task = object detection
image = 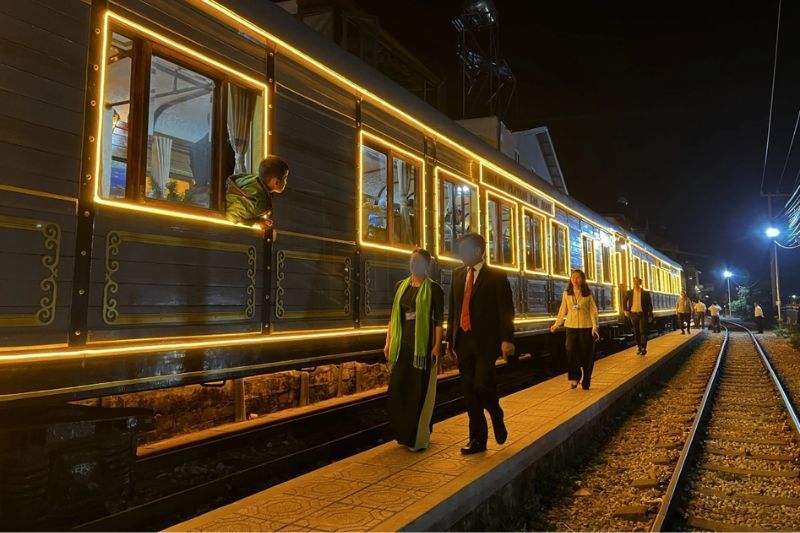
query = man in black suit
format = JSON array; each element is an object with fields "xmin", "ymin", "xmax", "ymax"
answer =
[
  {"xmin": 623, "ymin": 276, "xmax": 654, "ymax": 355},
  {"xmin": 446, "ymin": 233, "xmax": 516, "ymax": 455}
]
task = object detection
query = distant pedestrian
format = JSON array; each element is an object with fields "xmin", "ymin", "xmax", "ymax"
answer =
[
  {"xmin": 675, "ymin": 291, "xmax": 693, "ymax": 334},
  {"xmin": 624, "ymin": 276, "xmax": 654, "ymax": 355},
  {"xmin": 709, "ymin": 302, "xmax": 722, "ymax": 332},
  {"xmin": 754, "ymin": 302, "xmax": 764, "ymax": 334},
  {"xmin": 383, "ymin": 249, "xmax": 444, "ymax": 451},
  {"xmin": 550, "ymin": 269, "xmax": 600, "ymax": 390},
  {"xmin": 446, "ymin": 233, "xmax": 515, "ymax": 455},
  {"xmin": 694, "ymin": 299, "xmax": 707, "ymax": 330}
]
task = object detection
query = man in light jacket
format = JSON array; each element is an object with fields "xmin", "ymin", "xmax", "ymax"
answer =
[
  {"xmin": 675, "ymin": 291, "xmax": 693, "ymax": 334},
  {"xmin": 693, "ymin": 299, "xmax": 707, "ymax": 330}
]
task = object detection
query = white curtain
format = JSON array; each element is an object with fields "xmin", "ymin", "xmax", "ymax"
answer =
[
  {"xmin": 227, "ymin": 85, "xmax": 256, "ymax": 174},
  {"xmin": 398, "ymin": 164, "xmax": 413, "ymax": 242},
  {"xmin": 151, "ymin": 135, "xmax": 172, "ymax": 195}
]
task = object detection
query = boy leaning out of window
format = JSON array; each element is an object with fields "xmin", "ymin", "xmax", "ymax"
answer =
[{"xmin": 225, "ymin": 155, "xmax": 289, "ymax": 229}]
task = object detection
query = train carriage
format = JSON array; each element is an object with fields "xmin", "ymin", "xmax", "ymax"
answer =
[{"xmin": 0, "ymin": 0, "xmax": 682, "ymax": 406}]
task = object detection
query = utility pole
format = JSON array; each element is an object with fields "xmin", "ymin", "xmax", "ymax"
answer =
[{"xmin": 767, "ymin": 194, "xmax": 783, "ymax": 324}]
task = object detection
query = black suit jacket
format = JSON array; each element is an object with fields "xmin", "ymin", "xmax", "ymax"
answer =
[
  {"xmin": 447, "ymin": 264, "xmax": 515, "ymax": 357},
  {"xmin": 624, "ymin": 289, "xmax": 654, "ymax": 317}
]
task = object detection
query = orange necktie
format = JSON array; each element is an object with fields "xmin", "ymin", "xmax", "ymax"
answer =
[{"xmin": 460, "ymin": 267, "xmax": 474, "ymax": 331}]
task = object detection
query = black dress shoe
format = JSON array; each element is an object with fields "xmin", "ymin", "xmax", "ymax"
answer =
[
  {"xmin": 460, "ymin": 440, "xmax": 487, "ymax": 455},
  {"xmin": 494, "ymin": 421, "xmax": 508, "ymax": 445}
]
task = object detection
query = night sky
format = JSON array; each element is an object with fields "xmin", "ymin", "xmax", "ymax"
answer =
[{"xmin": 357, "ymin": 0, "xmax": 800, "ymax": 304}]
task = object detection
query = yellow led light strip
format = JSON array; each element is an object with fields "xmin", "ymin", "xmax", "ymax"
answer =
[
  {"xmin": 521, "ymin": 207, "xmax": 548, "ymax": 276},
  {"xmin": 433, "ymin": 166, "xmax": 479, "ymax": 264},
  {"xmin": 94, "ymin": 12, "xmax": 268, "ymax": 231},
  {"xmin": 197, "ymin": 0, "xmax": 628, "ymax": 237},
  {"xmin": 357, "ymin": 130, "xmax": 426, "ymax": 255},
  {"xmin": 0, "ymin": 326, "xmax": 388, "ymax": 364},
  {"xmin": 484, "ymin": 191, "xmax": 519, "ymax": 273},
  {"xmin": 549, "ymin": 219, "xmax": 570, "ymax": 280}
]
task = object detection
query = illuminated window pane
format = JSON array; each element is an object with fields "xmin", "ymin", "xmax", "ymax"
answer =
[
  {"xmin": 553, "ymin": 224, "xmax": 568, "ymax": 276},
  {"xmin": 582, "ymin": 237, "xmax": 596, "ymax": 280},
  {"xmin": 102, "ymin": 32, "xmax": 133, "ymax": 199},
  {"xmin": 146, "ymin": 55, "xmax": 214, "ymax": 208},
  {"xmin": 487, "ymin": 199, "xmax": 499, "ymax": 263},
  {"xmin": 601, "ymin": 245, "xmax": 612, "ymax": 283},
  {"xmin": 362, "ymin": 145, "xmax": 388, "ymax": 242},
  {"xmin": 525, "ymin": 214, "xmax": 543, "ymax": 271},
  {"xmin": 500, "ymin": 204, "xmax": 513, "ymax": 264},
  {"xmin": 442, "ymin": 178, "xmax": 474, "ymax": 254},
  {"xmin": 392, "ymin": 158, "xmax": 417, "ymax": 246}
]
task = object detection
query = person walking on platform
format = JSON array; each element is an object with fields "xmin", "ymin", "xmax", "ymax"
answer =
[
  {"xmin": 624, "ymin": 276, "xmax": 654, "ymax": 355},
  {"xmin": 383, "ymin": 249, "xmax": 444, "ymax": 451},
  {"xmin": 675, "ymin": 291, "xmax": 693, "ymax": 334},
  {"xmin": 708, "ymin": 301, "xmax": 722, "ymax": 332},
  {"xmin": 694, "ymin": 299, "xmax": 707, "ymax": 330},
  {"xmin": 754, "ymin": 302, "xmax": 765, "ymax": 334},
  {"xmin": 550, "ymin": 270, "xmax": 600, "ymax": 390},
  {"xmin": 446, "ymin": 233, "xmax": 515, "ymax": 455}
]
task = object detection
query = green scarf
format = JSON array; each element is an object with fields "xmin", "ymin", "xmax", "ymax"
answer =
[{"xmin": 388, "ymin": 276, "xmax": 432, "ymax": 370}]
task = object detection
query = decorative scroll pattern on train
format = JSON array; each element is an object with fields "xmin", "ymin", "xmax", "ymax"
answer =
[
  {"xmin": 103, "ymin": 231, "xmax": 256, "ymax": 325},
  {"xmin": 481, "ymin": 167, "xmax": 555, "ymax": 216},
  {"xmin": 0, "ymin": 215, "xmax": 60, "ymax": 327},
  {"xmin": 275, "ymin": 250, "xmax": 352, "ymax": 320}
]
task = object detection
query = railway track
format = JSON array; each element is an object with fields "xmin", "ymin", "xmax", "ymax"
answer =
[{"xmin": 654, "ymin": 322, "xmax": 800, "ymax": 531}]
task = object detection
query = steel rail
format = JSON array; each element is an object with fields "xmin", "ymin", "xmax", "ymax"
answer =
[{"xmin": 651, "ymin": 327, "xmax": 728, "ymax": 531}]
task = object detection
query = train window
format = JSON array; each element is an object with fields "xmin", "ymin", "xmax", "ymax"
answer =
[
  {"xmin": 651, "ymin": 264, "xmax": 659, "ymax": 292},
  {"xmin": 362, "ymin": 145, "xmax": 388, "ymax": 242},
  {"xmin": 601, "ymin": 244, "xmax": 613, "ymax": 284},
  {"xmin": 102, "ymin": 33, "xmax": 134, "ymax": 199},
  {"xmin": 100, "ymin": 29, "xmax": 264, "ymax": 212},
  {"xmin": 642, "ymin": 260, "xmax": 650, "ymax": 289},
  {"xmin": 487, "ymin": 196, "xmax": 516, "ymax": 266},
  {"xmin": 633, "ymin": 256, "xmax": 641, "ymax": 280},
  {"xmin": 360, "ymin": 140, "xmax": 420, "ymax": 249},
  {"xmin": 551, "ymin": 221, "xmax": 569, "ymax": 276},
  {"xmin": 145, "ymin": 55, "xmax": 215, "ymax": 208},
  {"xmin": 523, "ymin": 210, "xmax": 545, "ymax": 272},
  {"xmin": 440, "ymin": 172, "xmax": 477, "ymax": 255},
  {"xmin": 582, "ymin": 236, "xmax": 597, "ymax": 281},
  {"xmin": 392, "ymin": 158, "xmax": 418, "ymax": 246}
]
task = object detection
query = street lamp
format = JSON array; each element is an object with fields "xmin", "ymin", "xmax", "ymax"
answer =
[
  {"xmin": 723, "ymin": 270, "xmax": 733, "ymax": 317},
  {"xmin": 765, "ymin": 227, "xmax": 782, "ymax": 323}
]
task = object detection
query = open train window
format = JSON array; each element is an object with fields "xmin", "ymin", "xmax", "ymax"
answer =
[
  {"xmin": 100, "ymin": 29, "xmax": 264, "ymax": 212},
  {"xmin": 437, "ymin": 168, "xmax": 477, "ymax": 256},
  {"xmin": 551, "ymin": 221, "xmax": 569, "ymax": 277},
  {"xmin": 581, "ymin": 236, "xmax": 597, "ymax": 281},
  {"xmin": 522, "ymin": 209, "xmax": 545, "ymax": 273},
  {"xmin": 601, "ymin": 244, "xmax": 612, "ymax": 284},
  {"xmin": 360, "ymin": 138, "xmax": 421, "ymax": 249},
  {"xmin": 486, "ymin": 195, "xmax": 516, "ymax": 267}
]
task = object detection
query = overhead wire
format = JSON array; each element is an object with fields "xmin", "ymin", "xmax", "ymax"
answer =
[{"xmin": 759, "ymin": 0, "xmax": 783, "ymax": 195}]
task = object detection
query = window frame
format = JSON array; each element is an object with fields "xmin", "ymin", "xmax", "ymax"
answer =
[
  {"xmin": 600, "ymin": 243, "xmax": 613, "ymax": 285},
  {"xmin": 359, "ymin": 133, "xmax": 424, "ymax": 252},
  {"xmin": 550, "ymin": 220, "xmax": 570, "ymax": 279},
  {"xmin": 485, "ymin": 192, "xmax": 518, "ymax": 270},
  {"xmin": 103, "ymin": 24, "xmax": 264, "ymax": 215},
  {"xmin": 522, "ymin": 208, "xmax": 547, "ymax": 275},
  {"xmin": 642, "ymin": 259, "xmax": 650, "ymax": 289},
  {"xmin": 435, "ymin": 166, "xmax": 478, "ymax": 263},
  {"xmin": 581, "ymin": 235, "xmax": 597, "ymax": 282}
]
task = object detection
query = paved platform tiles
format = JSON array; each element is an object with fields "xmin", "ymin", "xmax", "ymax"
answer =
[{"xmin": 169, "ymin": 331, "xmax": 701, "ymax": 532}]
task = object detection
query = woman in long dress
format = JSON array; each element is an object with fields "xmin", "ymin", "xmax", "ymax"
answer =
[
  {"xmin": 550, "ymin": 269, "xmax": 600, "ymax": 390},
  {"xmin": 383, "ymin": 249, "xmax": 444, "ymax": 451}
]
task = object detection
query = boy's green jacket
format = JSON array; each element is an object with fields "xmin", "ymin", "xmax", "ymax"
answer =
[{"xmin": 225, "ymin": 173, "xmax": 273, "ymax": 225}]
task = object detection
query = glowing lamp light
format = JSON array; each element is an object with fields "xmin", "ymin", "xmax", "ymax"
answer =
[
  {"xmin": 723, "ymin": 270, "xmax": 733, "ymax": 278},
  {"xmin": 766, "ymin": 227, "xmax": 780, "ymax": 238}
]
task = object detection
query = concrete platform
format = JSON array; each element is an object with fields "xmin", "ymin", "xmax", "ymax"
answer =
[{"xmin": 168, "ymin": 331, "xmax": 701, "ymax": 532}]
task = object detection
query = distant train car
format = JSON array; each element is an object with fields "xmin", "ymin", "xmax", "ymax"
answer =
[{"xmin": 0, "ymin": 0, "xmax": 682, "ymax": 405}]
